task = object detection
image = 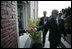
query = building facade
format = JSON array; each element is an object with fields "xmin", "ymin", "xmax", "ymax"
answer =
[
  {"xmin": 1, "ymin": 1, "xmax": 38, "ymax": 48},
  {"xmin": 1, "ymin": 1, "xmax": 18, "ymax": 48}
]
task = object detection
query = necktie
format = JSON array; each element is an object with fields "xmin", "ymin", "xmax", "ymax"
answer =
[
  {"xmin": 44, "ymin": 17, "xmax": 47, "ymax": 24},
  {"xmin": 53, "ymin": 18, "xmax": 59, "ymax": 26}
]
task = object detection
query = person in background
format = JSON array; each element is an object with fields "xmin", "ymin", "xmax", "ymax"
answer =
[
  {"xmin": 59, "ymin": 13, "xmax": 62, "ymax": 19},
  {"xmin": 39, "ymin": 11, "xmax": 49, "ymax": 47}
]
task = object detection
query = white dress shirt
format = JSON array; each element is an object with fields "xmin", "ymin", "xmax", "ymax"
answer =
[
  {"xmin": 56, "ymin": 17, "xmax": 59, "ymax": 25},
  {"xmin": 43, "ymin": 17, "xmax": 47, "ymax": 24}
]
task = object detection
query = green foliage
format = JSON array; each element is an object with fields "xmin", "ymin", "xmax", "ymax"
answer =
[
  {"xmin": 29, "ymin": 31, "xmax": 41, "ymax": 43},
  {"xmin": 28, "ymin": 18, "xmax": 40, "ymax": 28},
  {"xmin": 64, "ymin": 18, "xmax": 71, "ymax": 34},
  {"xmin": 64, "ymin": 18, "xmax": 71, "ymax": 23},
  {"xmin": 36, "ymin": 18, "xmax": 40, "ymax": 26},
  {"xmin": 28, "ymin": 18, "xmax": 41, "ymax": 43}
]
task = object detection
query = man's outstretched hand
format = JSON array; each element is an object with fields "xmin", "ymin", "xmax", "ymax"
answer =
[{"xmin": 26, "ymin": 28, "xmax": 35, "ymax": 33}]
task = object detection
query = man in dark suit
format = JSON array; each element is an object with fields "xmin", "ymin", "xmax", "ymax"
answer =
[
  {"xmin": 26, "ymin": 9, "xmax": 67, "ymax": 48},
  {"xmin": 39, "ymin": 11, "xmax": 49, "ymax": 47}
]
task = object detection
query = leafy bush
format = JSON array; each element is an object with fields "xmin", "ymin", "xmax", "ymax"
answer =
[
  {"xmin": 64, "ymin": 18, "xmax": 71, "ymax": 34},
  {"xmin": 28, "ymin": 18, "xmax": 41, "ymax": 43}
]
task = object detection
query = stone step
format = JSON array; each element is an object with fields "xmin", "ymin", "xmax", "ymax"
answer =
[{"xmin": 61, "ymin": 37, "xmax": 71, "ymax": 48}]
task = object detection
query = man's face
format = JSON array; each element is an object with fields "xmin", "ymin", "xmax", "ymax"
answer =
[
  {"xmin": 51, "ymin": 11, "xmax": 57, "ymax": 18},
  {"xmin": 43, "ymin": 12, "xmax": 46, "ymax": 16},
  {"xmin": 59, "ymin": 13, "xmax": 62, "ymax": 17}
]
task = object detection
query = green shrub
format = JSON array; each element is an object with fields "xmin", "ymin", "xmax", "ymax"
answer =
[{"xmin": 28, "ymin": 18, "xmax": 41, "ymax": 43}]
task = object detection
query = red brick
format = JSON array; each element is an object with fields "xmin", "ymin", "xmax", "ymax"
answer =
[
  {"xmin": 6, "ymin": 6, "xmax": 11, "ymax": 12},
  {"xmin": 7, "ymin": 1, "xmax": 11, "ymax": 4},
  {"xmin": 7, "ymin": 3, "xmax": 12, "ymax": 7},
  {"xmin": 11, "ymin": 1, "xmax": 16, "ymax": 6},
  {"xmin": 1, "ymin": 9, "xmax": 8, "ymax": 15},
  {"xmin": 11, "ymin": 4, "xmax": 16, "ymax": 9},
  {"xmin": 1, "ymin": 5, "xmax": 7, "ymax": 10},
  {"xmin": 1, "ymin": 32, "xmax": 9, "ymax": 39},
  {"xmin": 1, "ymin": 1, "xmax": 8, "ymax": 6},
  {"xmin": 1, "ymin": 1, "xmax": 18, "ymax": 48}
]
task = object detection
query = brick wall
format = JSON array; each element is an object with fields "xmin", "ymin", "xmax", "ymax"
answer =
[{"xmin": 1, "ymin": 1, "xmax": 18, "ymax": 48}]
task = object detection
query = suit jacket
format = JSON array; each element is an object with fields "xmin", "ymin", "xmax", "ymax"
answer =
[
  {"xmin": 36, "ymin": 18, "xmax": 66, "ymax": 42},
  {"xmin": 39, "ymin": 17, "xmax": 49, "ymax": 26},
  {"xmin": 39, "ymin": 17, "xmax": 49, "ymax": 30}
]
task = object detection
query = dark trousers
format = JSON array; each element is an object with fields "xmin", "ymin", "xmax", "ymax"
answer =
[
  {"xmin": 43, "ymin": 29, "xmax": 48, "ymax": 45},
  {"xmin": 50, "ymin": 41, "xmax": 60, "ymax": 48}
]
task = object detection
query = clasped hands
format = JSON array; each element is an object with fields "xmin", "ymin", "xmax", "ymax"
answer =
[
  {"xmin": 26, "ymin": 28, "xmax": 67, "ymax": 41},
  {"xmin": 26, "ymin": 28, "xmax": 35, "ymax": 33}
]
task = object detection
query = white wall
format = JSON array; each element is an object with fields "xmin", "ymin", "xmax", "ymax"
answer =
[
  {"xmin": 17, "ymin": 1, "xmax": 38, "ymax": 48},
  {"xmin": 30, "ymin": 1, "xmax": 38, "ymax": 24}
]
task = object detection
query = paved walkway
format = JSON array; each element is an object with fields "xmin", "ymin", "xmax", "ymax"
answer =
[{"xmin": 43, "ymin": 31, "xmax": 71, "ymax": 48}]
